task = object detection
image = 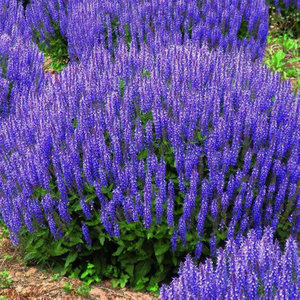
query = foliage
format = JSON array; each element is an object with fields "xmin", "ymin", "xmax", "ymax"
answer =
[
  {"xmin": 28, "ymin": 0, "xmax": 270, "ymax": 62},
  {"xmin": 1, "ymin": 41, "xmax": 299, "ymax": 291},
  {"xmin": 18, "ymin": 199, "xmax": 200, "ymax": 291},
  {"xmin": 0, "ymin": 270, "xmax": 13, "ymax": 289},
  {"xmin": 0, "ymin": 0, "xmax": 299, "ymax": 297},
  {"xmin": 62, "ymin": 281, "xmax": 91, "ymax": 298},
  {"xmin": 265, "ymin": 33, "xmax": 300, "ymax": 88},
  {"xmin": 51, "ymin": 273, "xmax": 60, "ymax": 281},
  {"xmin": 26, "ymin": 0, "xmax": 68, "ymax": 72},
  {"xmin": 62, "ymin": 282, "xmax": 73, "ymax": 294},
  {"xmin": 0, "ymin": 220, "xmax": 9, "ymax": 240},
  {"xmin": 269, "ymin": 1, "xmax": 300, "ymax": 37},
  {"xmin": 33, "ymin": 24, "xmax": 68, "ymax": 72},
  {"xmin": 76, "ymin": 282, "xmax": 92, "ymax": 298}
]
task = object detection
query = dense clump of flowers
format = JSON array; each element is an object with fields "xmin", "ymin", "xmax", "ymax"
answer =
[
  {"xmin": 66, "ymin": 0, "xmax": 269, "ymax": 61},
  {"xmin": 0, "ymin": 0, "xmax": 45, "ymax": 118},
  {"xmin": 25, "ymin": 0, "xmax": 68, "ymax": 45},
  {"xmin": 0, "ymin": 43, "xmax": 298, "ymax": 248},
  {"xmin": 0, "ymin": 37, "xmax": 45, "ymax": 117},
  {"xmin": 160, "ymin": 228, "xmax": 300, "ymax": 299},
  {"xmin": 0, "ymin": 0, "xmax": 31, "ymax": 40},
  {"xmin": 26, "ymin": 0, "xmax": 269, "ymax": 62}
]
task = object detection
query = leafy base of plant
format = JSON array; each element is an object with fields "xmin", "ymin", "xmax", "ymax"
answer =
[{"xmin": 18, "ymin": 217, "xmax": 200, "ymax": 295}]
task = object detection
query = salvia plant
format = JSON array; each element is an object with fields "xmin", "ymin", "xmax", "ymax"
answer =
[
  {"xmin": 0, "ymin": 0, "xmax": 299, "ymax": 294},
  {"xmin": 0, "ymin": 43, "xmax": 298, "ymax": 250},
  {"xmin": 0, "ymin": 0, "xmax": 45, "ymax": 118},
  {"xmin": 0, "ymin": 36, "xmax": 44, "ymax": 117},
  {"xmin": 26, "ymin": 0, "xmax": 269, "ymax": 62},
  {"xmin": 25, "ymin": 0, "xmax": 68, "ymax": 70},
  {"xmin": 161, "ymin": 227, "xmax": 300, "ymax": 299},
  {"xmin": 0, "ymin": 0, "xmax": 31, "ymax": 40},
  {"xmin": 26, "ymin": 0, "xmax": 68, "ymax": 45}
]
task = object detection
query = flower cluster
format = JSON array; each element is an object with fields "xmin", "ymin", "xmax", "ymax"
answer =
[
  {"xmin": 0, "ymin": 1, "xmax": 299, "ymax": 295},
  {"xmin": 26, "ymin": 0, "xmax": 68, "ymax": 45},
  {"xmin": 0, "ymin": 0, "xmax": 31, "ymax": 40},
  {"xmin": 161, "ymin": 228, "xmax": 300, "ymax": 299},
  {"xmin": 0, "ymin": 42, "xmax": 298, "ymax": 247},
  {"xmin": 0, "ymin": 0, "xmax": 45, "ymax": 118},
  {"xmin": 26, "ymin": 0, "xmax": 269, "ymax": 61}
]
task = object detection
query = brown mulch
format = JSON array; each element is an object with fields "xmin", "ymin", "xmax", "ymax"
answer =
[
  {"xmin": 43, "ymin": 57, "xmax": 58, "ymax": 75},
  {"xmin": 0, "ymin": 228, "xmax": 158, "ymax": 300}
]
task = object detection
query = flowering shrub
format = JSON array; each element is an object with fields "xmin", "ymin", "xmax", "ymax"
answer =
[
  {"xmin": 25, "ymin": 0, "xmax": 68, "ymax": 71},
  {"xmin": 0, "ymin": 0, "xmax": 31, "ymax": 39},
  {"xmin": 0, "ymin": 0, "xmax": 299, "ymax": 293},
  {"xmin": 0, "ymin": 43, "xmax": 298, "ymax": 249},
  {"xmin": 0, "ymin": 0, "xmax": 44, "ymax": 117},
  {"xmin": 161, "ymin": 228, "xmax": 300, "ymax": 299},
  {"xmin": 0, "ymin": 36, "xmax": 44, "ymax": 117},
  {"xmin": 26, "ymin": 0, "xmax": 269, "ymax": 63},
  {"xmin": 26, "ymin": 0, "xmax": 68, "ymax": 45}
]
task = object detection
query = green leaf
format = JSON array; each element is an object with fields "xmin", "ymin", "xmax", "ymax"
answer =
[
  {"xmin": 99, "ymin": 235, "xmax": 105, "ymax": 246},
  {"xmin": 135, "ymin": 260, "xmax": 151, "ymax": 279},
  {"xmin": 101, "ymin": 183, "xmax": 114, "ymax": 194},
  {"xmin": 154, "ymin": 240, "xmax": 170, "ymax": 256},
  {"xmin": 87, "ymin": 263, "xmax": 95, "ymax": 269},
  {"xmin": 146, "ymin": 283, "xmax": 159, "ymax": 293},
  {"xmin": 52, "ymin": 242, "xmax": 68, "ymax": 256},
  {"xmin": 81, "ymin": 269, "xmax": 93, "ymax": 279},
  {"xmin": 113, "ymin": 274, "xmax": 130, "ymax": 288},
  {"xmin": 84, "ymin": 183, "xmax": 94, "ymax": 193},
  {"xmin": 138, "ymin": 149, "xmax": 148, "ymax": 160},
  {"xmin": 85, "ymin": 217, "xmax": 100, "ymax": 226},
  {"xmin": 215, "ymin": 230, "xmax": 226, "ymax": 241},
  {"xmin": 124, "ymin": 265, "xmax": 134, "ymax": 277},
  {"xmin": 147, "ymin": 232, "xmax": 153, "ymax": 239},
  {"xmin": 119, "ymin": 276, "xmax": 129, "ymax": 288},
  {"xmin": 34, "ymin": 238, "xmax": 44, "ymax": 249},
  {"xmin": 134, "ymin": 277, "xmax": 149, "ymax": 290},
  {"xmin": 171, "ymin": 255, "xmax": 177, "ymax": 266},
  {"xmin": 156, "ymin": 254, "xmax": 164, "ymax": 265},
  {"xmin": 69, "ymin": 235, "xmax": 83, "ymax": 244},
  {"xmin": 69, "ymin": 268, "xmax": 80, "ymax": 279},
  {"xmin": 65, "ymin": 252, "xmax": 78, "ymax": 268},
  {"xmin": 112, "ymin": 245, "xmax": 125, "ymax": 256},
  {"xmin": 122, "ymin": 233, "xmax": 136, "ymax": 241}
]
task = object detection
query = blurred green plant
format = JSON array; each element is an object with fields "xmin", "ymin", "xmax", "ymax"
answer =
[
  {"xmin": 62, "ymin": 282, "xmax": 73, "ymax": 294},
  {"xmin": 33, "ymin": 23, "xmax": 68, "ymax": 72},
  {"xmin": 63, "ymin": 281, "xmax": 91, "ymax": 298},
  {"xmin": 269, "ymin": 1, "xmax": 300, "ymax": 38},
  {"xmin": 76, "ymin": 282, "xmax": 91, "ymax": 298},
  {"xmin": 265, "ymin": 33, "xmax": 300, "ymax": 89},
  {"xmin": 51, "ymin": 273, "xmax": 60, "ymax": 281},
  {"xmin": 0, "ymin": 219, "xmax": 9, "ymax": 240},
  {"xmin": 0, "ymin": 270, "xmax": 13, "ymax": 288}
]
